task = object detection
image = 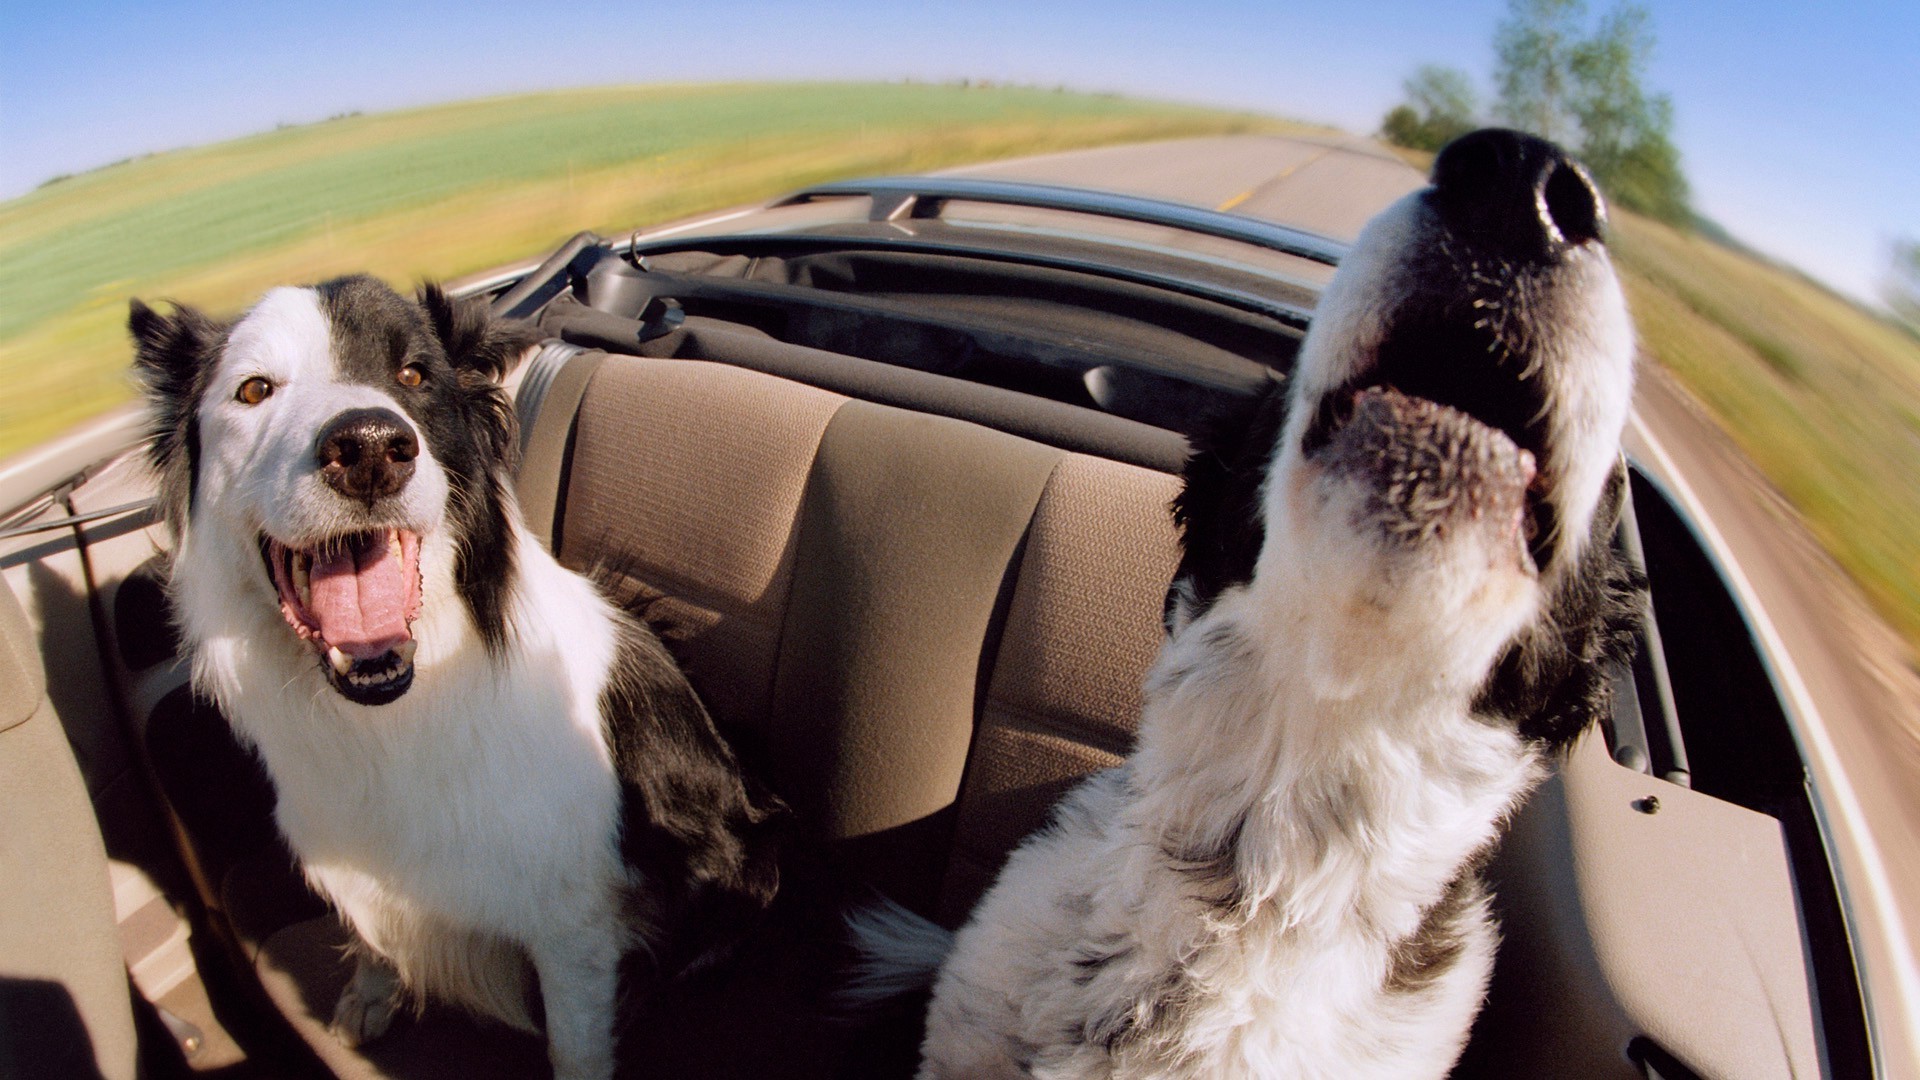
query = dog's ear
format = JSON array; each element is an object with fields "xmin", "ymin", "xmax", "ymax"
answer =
[
  {"xmin": 129, "ymin": 298, "xmax": 222, "ymax": 448},
  {"xmin": 130, "ymin": 298, "xmax": 220, "ymax": 398},
  {"xmin": 129, "ymin": 298, "xmax": 223, "ymax": 526},
  {"xmin": 418, "ymin": 284, "xmax": 540, "ymax": 384}
]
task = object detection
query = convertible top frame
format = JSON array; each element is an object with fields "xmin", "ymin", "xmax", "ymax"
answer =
[{"xmin": 775, "ymin": 176, "xmax": 1350, "ymax": 267}]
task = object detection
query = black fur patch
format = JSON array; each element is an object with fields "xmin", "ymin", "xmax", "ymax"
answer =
[
  {"xmin": 1058, "ymin": 891, "xmax": 1096, "ymax": 918},
  {"xmin": 1089, "ymin": 963, "xmax": 1199, "ymax": 1058},
  {"xmin": 597, "ymin": 612, "xmax": 787, "ymax": 979},
  {"xmin": 314, "ymin": 276, "xmax": 537, "ymax": 654},
  {"xmin": 128, "ymin": 299, "xmax": 225, "ymax": 527},
  {"xmin": 1473, "ymin": 462, "xmax": 1645, "ymax": 748},
  {"xmin": 1383, "ymin": 871, "xmax": 1483, "ymax": 996},
  {"xmin": 1069, "ymin": 934, "xmax": 1134, "ymax": 987},
  {"xmin": 1165, "ymin": 378, "xmax": 1288, "ymax": 630},
  {"xmin": 1160, "ymin": 813, "xmax": 1248, "ymax": 913}
]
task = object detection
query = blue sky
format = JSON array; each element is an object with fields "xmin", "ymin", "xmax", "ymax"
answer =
[{"xmin": 3, "ymin": 0, "xmax": 1915, "ymax": 304}]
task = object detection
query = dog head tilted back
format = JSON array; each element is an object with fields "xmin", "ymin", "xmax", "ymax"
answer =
[
  {"xmin": 1174, "ymin": 129, "xmax": 1644, "ymax": 744},
  {"xmin": 131, "ymin": 277, "xmax": 538, "ymax": 705}
]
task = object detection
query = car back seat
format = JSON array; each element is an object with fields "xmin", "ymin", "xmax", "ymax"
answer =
[
  {"xmin": 544, "ymin": 351, "xmax": 1182, "ymax": 918},
  {"xmin": 184, "ymin": 343, "xmax": 1183, "ymax": 1078},
  {"xmin": 121, "ymin": 328, "xmax": 1829, "ymax": 1079},
  {"xmin": 0, "ymin": 573, "xmax": 141, "ymax": 1080}
]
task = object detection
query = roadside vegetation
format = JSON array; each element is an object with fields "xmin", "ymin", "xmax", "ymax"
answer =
[
  {"xmin": 1610, "ymin": 215, "xmax": 1920, "ymax": 651},
  {"xmin": 0, "ymin": 81, "xmax": 1293, "ymax": 457},
  {"xmin": 1887, "ymin": 239, "xmax": 1920, "ymax": 333}
]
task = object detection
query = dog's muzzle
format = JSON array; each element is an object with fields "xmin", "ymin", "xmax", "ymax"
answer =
[{"xmin": 1302, "ymin": 129, "xmax": 1610, "ymax": 574}]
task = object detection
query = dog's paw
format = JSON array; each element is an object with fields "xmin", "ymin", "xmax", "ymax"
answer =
[{"xmin": 329, "ymin": 978, "xmax": 401, "ymax": 1048}]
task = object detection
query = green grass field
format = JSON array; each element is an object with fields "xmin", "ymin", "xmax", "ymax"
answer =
[
  {"xmin": 0, "ymin": 82, "xmax": 1292, "ymax": 454},
  {"xmin": 1608, "ymin": 214, "xmax": 1920, "ymax": 651},
  {"xmin": 6, "ymin": 81, "xmax": 1918, "ymax": 655}
]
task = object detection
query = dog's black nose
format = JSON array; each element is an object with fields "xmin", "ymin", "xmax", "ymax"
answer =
[
  {"xmin": 1431, "ymin": 128, "xmax": 1605, "ymax": 258},
  {"xmin": 315, "ymin": 408, "xmax": 417, "ymax": 502}
]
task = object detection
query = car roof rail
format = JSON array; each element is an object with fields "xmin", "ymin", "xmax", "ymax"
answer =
[{"xmin": 773, "ymin": 177, "xmax": 1349, "ymax": 267}]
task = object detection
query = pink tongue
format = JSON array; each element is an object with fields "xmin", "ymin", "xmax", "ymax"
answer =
[{"xmin": 309, "ymin": 534, "xmax": 411, "ymax": 660}]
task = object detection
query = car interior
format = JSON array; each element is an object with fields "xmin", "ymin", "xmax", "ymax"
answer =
[{"xmin": 0, "ymin": 205, "xmax": 1870, "ymax": 1079}]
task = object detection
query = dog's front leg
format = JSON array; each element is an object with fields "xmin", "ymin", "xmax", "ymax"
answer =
[
  {"xmin": 330, "ymin": 943, "xmax": 404, "ymax": 1047},
  {"xmin": 530, "ymin": 931, "xmax": 621, "ymax": 1080}
]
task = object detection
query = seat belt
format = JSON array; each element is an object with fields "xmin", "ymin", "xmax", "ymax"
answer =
[{"xmin": 513, "ymin": 342, "xmax": 606, "ymax": 552}]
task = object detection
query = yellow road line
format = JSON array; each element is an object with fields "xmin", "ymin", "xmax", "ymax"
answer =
[
  {"xmin": 1217, "ymin": 188, "xmax": 1256, "ymax": 212},
  {"xmin": 1215, "ymin": 149, "xmax": 1334, "ymax": 212}
]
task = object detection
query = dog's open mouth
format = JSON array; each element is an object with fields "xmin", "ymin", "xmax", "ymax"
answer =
[
  {"xmin": 1302, "ymin": 324, "xmax": 1556, "ymax": 571},
  {"xmin": 262, "ymin": 529, "xmax": 423, "ymax": 705}
]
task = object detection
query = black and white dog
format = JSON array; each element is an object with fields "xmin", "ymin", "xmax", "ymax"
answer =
[
  {"xmin": 854, "ymin": 130, "xmax": 1645, "ymax": 1077},
  {"xmin": 131, "ymin": 277, "xmax": 781, "ymax": 1080}
]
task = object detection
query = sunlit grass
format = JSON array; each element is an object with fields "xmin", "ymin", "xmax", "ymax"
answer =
[
  {"xmin": 0, "ymin": 81, "xmax": 1297, "ymax": 455},
  {"xmin": 1610, "ymin": 213, "xmax": 1920, "ymax": 651}
]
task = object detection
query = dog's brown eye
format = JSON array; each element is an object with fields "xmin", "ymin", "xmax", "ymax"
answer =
[
  {"xmin": 235, "ymin": 377, "xmax": 273, "ymax": 405},
  {"xmin": 396, "ymin": 364, "xmax": 426, "ymax": 388}
]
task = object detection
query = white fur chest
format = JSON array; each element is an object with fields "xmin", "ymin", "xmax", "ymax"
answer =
[
  {"xmin": 183, "ymin": 528, "xmax": 630, "ymax": 939},
  {"xmin": 923, "ymin": 594, "xmax": 1542, "ymax": 1080}
]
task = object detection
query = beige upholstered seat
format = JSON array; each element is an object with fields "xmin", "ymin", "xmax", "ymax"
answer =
[
  {"xmin": 0, "ymin": 575, "xmax": 140, "ymax": 1080},
  {"xmin": 938, "ymin": 454, "xmax": 1180, "ymax": 923},
  {"xmin": 552, "ymin": 355, "xmax": 1181, "ymax": 917}
]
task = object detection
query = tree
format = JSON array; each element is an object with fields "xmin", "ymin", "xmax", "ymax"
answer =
[
  {"xmin": 1601, "ymin": 95, "xmax": 1691, "ymax": 225},
  {"xmin": 1566, "ymin": 4, "xmax": 1652, "ymax": 183},
  {"xmin": 1492, "ymin": 0, "xmax": 1587, "ymax": 145},
  {"xmin": 1491, "ymin": 0, "xmax": 1692, "ymax": 225},
  {"xmin": 1381, "ymin": 66, "xmax": 1481, "ymax": 152},
  {"xmin": 1887, "ymin": 240, "xmax": 1920, "ymax": 330}
]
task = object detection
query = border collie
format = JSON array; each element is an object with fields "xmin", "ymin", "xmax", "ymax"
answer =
[
  {"xmin": 851, "ymin": 129, "xmax": 1645, "ymax": 1078},
  {"xmin": 131, "ymin": 276, "xmax": 780, "ymax": 1080}
]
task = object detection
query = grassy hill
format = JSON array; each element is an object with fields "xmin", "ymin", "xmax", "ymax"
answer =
[
  {"xmin": 1609, "ymin": 214, "xmax": 1920, "ymax": 651},
  {"xmin": 0, "ymin": 81, "xmax": 1293, "ymax": 455}
]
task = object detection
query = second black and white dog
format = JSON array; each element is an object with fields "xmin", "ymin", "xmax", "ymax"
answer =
[
  {"xmin": 853, "ymin": 129, "xmax": 1645, "ymax": 1077},
  {"xmin": 131, "ymin": 277, "xmax": 781, "ymax": 1080}
]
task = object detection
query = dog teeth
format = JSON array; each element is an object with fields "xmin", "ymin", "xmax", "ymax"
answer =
[
  {"xmin": 327, "ymin": 646, "xmax": 354, "ymax": 676},
  {"xmin": 394, "ymin": 640, "xmax": 417, "ymax": 665},
  {"xmin": 292, "ymin": 555, "xmax": 311, "ymax": 607},
  {"xmin": 389, "ymin": 532, "xmax": 403, "ymax": 561}
]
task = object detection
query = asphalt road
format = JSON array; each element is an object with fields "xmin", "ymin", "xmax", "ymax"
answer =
[{"xmin": 954, "ymin": 132, "xmax": 1920, "ymax": 1068}]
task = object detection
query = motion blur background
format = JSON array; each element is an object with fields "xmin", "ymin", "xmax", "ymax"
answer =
[{"xmin": 4, "ymin": 1, "xmax": 1916, "ymax": 674}]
